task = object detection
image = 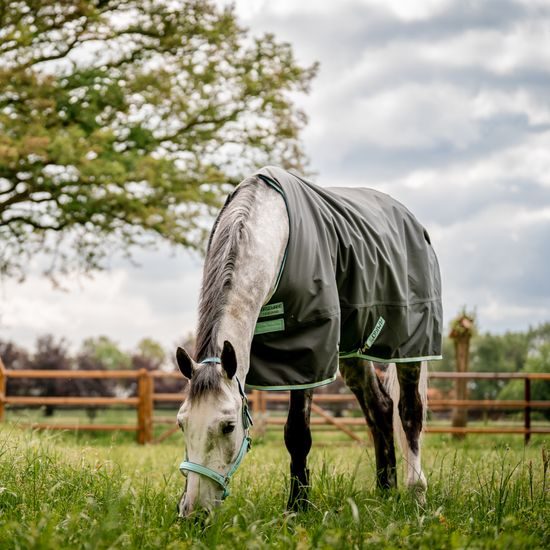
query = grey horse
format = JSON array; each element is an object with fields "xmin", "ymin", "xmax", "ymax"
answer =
[{"xmin": 175, "ymin": 166, "xmax": 442, "ymax": 516}]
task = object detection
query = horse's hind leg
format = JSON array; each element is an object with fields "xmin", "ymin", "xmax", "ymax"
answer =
[
  {"xmin": 284, "ymin": 389, "xmax": 313, "ymax": 511},
  {"xmin": 340, "ymin": 358, "xmax": 397, "ymax": 490},
  {"xmin": 395, "ymin": 361, "xmax": 427, "ymax": 499}
]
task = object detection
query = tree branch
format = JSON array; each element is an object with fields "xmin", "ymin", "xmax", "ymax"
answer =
[
  {"xmin": 0, "ymin": 182, "xmax": 17, "ymax": 197},
  {"xmin": 1, "ymin": 215, "xmax": 69, "ymax": 232},
  {"xmin": 19, "ymin": 23, "xmax": 89, "ymax": 71},
  {"xmin": 157, "ymin": 105, "xmax": 245, "ymax": 143},
  {"xmin": 0, "ymin": 189, "xmax": 31, "ymax": 210}
]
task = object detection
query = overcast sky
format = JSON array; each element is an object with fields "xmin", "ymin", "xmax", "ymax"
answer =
[{"xmin": 2, "ymin": 0, "xmax": 550, "ymax": 353}]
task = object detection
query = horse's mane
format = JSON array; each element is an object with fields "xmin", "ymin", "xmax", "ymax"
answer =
[{"xmin": 193, "ymin": 177, "xmax": 260, "ymax": 374}]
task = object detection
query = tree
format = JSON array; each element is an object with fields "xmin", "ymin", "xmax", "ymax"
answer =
[
  {"xmin": 76, "ymin": 337, "xmax": 118, "ymax": 420},
  {"xmin": 131, "ymin": 337, "xmax": 166, "ymax": 371},
  {"xmin": 427, "ymin": 336, "xmax": 455, "ymax": 395},
  {"xmin": 0, "ymin": 338, "xmax": 34, "ymax": 397},
  {"xmin": 528, "ymin": 322, "xmax": 550, "ymax": 349},
  {"xmin": 498, "ymin": 323, "xmax": 550, "ymax": 420},
  {"xmin": 130, "ymin": 337, "xmax": 185, "ymax": 404},
  {"xmin": 0, "ymin": 0, "xmax": 317, "ymax": 278},
  {"xmin": 79, "ymin": 336, "xmax": 130, "ymax": 370},
  {"xmin": 30, "ymin": 334, "xmax": 73, "ymax": 416},
  {"xmin": 0, "ymin": 339, "xmax": 30, "ymax": 370},
  {"xmin": 77, "ymin": 336, "xmax": 131, "ymax": 412},
  {"xmin": 469, "ymin": 330, "xmax": 530, "ymax": 400},
  {"xmin": 499, "ymin": 343, "xmax": 550, "ymax": 420}
]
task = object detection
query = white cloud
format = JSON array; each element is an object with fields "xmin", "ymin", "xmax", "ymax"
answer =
[
  {"xmin": 431, "ymin": 202, "xmax": 550, "ymax": 331},
  {"xmin": 417, "ymin": 23, "xmax": 550, "ymax": 74},
  {"xmin": 305, "ymin": 81, "xmax": 550, "ymax": 168},
  {"xmin": 1, "ymin": 253, "xmax": 202, "ymax": 352},
  {"xmin": 230, "ymin": 0, "xmax": 455, "ymax": 21},
  {"xmin": 343, "ymin": 84, "xmax": 480, "ymax": 149},
  {"xmin": 394, "ymin": 130, "xmax": 550, "ymax": 193},
  {"xmin": 377, "ymin": 0, "xmax": 455, "ymax": 21},
  {"xmin": 480, "ymin": 300, "xmax": 550, "ymax": 328},
  {"xmin": 473, "ymin": 89, "xmax": 550, "ymax": 125}
]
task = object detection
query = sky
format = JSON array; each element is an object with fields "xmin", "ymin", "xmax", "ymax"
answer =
[{"xmin": 2, "ymin": 0, "xmax": 550, "ymax": 353}]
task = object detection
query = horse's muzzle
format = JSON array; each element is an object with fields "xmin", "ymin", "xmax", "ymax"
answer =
[
  {"xmin": 177, "ymin": 492, "xmax": 212, "ymax": 524},
  {"xmin": 177, "ymin": 492, "xmax": 197, "ymax": 519}
]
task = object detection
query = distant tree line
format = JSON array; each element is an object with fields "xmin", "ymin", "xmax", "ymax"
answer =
[
  {"xmin": 0, "ymin": 334, "xmax": 192, "ymax": 416},
  {"xmin": 431, "ymin": 321, "xmax": 550, "ymax": 419},
  {"xmin": 1, "ymin": 323, "xmax": 549, "ymax": 419}
]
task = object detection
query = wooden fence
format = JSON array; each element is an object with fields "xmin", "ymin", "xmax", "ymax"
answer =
[{"xmin": 1, "ymin": 358, "xmax": 549, "ymax": 444}]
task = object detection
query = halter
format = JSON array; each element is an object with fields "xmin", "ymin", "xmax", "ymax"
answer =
[{"xmin": 178, "ymin": 357, "xmax": 253, "ymax": 499}]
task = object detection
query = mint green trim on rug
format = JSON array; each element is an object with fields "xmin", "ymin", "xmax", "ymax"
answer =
[
  {"xmin": 246, "ymin": 374, "xmax": 337, "ymax": 391},
  {"xmin": 338, "ymin": 352, "xmax": 443, "ymax": 363}
]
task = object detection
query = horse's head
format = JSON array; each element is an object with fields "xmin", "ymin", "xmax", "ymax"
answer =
[{"xmin": 175, "ymin": 341, "xmax": 252, "ymax": 517}]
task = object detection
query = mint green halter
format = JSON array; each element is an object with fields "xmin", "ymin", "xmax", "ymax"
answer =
[{"xmin": 179, "ymin": 358, "xmax": 253, "ymax": 499}]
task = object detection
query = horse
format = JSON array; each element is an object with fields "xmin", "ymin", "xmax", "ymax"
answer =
[{"xmin": 175, "ymin": 166, "xmax": 442, "ymax": 516}]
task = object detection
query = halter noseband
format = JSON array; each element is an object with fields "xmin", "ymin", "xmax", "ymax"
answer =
[{"xmin": 178, "ymin": 357, "xmax": 253, "ymax": 499}]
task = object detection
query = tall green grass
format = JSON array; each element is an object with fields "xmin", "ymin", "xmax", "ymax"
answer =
[{"xmin": 0, "ymin": 426, "xmax": 548, "ymax": 549}]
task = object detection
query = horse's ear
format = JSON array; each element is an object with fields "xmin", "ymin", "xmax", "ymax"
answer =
[
  {"xmin": 221, "ymin": 340, "xmax": 237, "ymax": 379},
  {"xmin": 176, "ymin": 347, "xmax": 195, "ymax": 379}
]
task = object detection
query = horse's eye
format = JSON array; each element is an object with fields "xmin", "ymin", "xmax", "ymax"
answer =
[{"xmin": 222, "ymin": 423, "xmax": 235, "ymax": 435}]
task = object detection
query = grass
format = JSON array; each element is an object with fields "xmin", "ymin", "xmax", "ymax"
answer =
[{"xmin": 0, "ymin": 425, "xmax": 548, "ymax": 549}]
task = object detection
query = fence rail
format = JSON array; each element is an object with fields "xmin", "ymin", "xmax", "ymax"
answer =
[{"xmin": 0, "ymin": 358, "xmax": 548, "ymax": 444}]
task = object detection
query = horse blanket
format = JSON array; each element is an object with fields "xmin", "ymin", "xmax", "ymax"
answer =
[{"xmin": 246, "ymin": 166, "xmax": 443, "ymax": 390}]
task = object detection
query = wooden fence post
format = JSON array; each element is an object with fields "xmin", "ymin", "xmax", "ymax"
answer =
[
  {"xmin": 0, "ymin": 357, "xmax": 6, "ymax": 422},
  {"xmin": 249, "ymin": 390, "xmax": 258, "ymax": 416},
  {"xmin": 260, "ymin": 391, "xmax": 268, "ymax": 436},
  {"xmin": 524, "ymin": 377, "xmax": 531, "ymax": 445},
  {"xmin": 449, "ymin": 313, "xmax": 474, "ymax": 439},
  {"xmin": 137, "ymin": 369, "xmax": 153, "ymax": 444},
  {"xmin": 251, "ymin": 390, "xmax": 266, "ymax": 437}
]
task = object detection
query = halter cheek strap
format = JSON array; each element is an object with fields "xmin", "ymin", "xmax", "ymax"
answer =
[{"xmin": 178, "ymin": 358, "xmax": 253, "ymax": 499}]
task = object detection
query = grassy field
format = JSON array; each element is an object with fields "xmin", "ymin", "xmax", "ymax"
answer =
[{"xmin": 0, "ymin": 424, "xmax": 548, "ymax": 549}]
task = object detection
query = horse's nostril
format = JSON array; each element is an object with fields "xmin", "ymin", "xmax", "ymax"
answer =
[
  {"xmin": 178, "ymin": 502, "xmax": 191, "ymax": 518},
  {"xmin": 177, "ymin": 492, "xmax": 189, "ymax": 518}
]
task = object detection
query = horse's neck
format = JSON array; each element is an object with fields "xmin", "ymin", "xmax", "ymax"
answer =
[{"xmin": 216, "ymin": 184, "xmax": 288, "ymax": 381}]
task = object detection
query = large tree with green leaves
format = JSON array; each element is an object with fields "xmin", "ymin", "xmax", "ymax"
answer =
[{"xmin": 0, "ymin": 0, "xmax": 317, "ymax": 278}]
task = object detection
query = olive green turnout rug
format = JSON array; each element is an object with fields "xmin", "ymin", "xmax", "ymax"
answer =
[{"xmin": 244, "ymin": 166, "xmax": 442, "ymax": 390}]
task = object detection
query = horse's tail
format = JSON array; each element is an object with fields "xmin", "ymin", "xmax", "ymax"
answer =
[{"xmin": 384, "ymin": 361, "xmax": 428, "ymax": 453}]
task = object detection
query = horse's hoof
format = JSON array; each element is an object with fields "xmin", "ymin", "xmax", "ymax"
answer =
[
  {"xmin": 287, "ymin": 469, "xmax": 310, "ymax": 512},
  {"xmin": 408, "ymin": 481, "xmax": 427, "ymax": 506}
]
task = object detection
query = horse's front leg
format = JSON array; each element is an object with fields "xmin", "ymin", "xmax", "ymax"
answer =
[{"xmin": 284, "ymin": 388, "xmax": 313, "ymax": 511}]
